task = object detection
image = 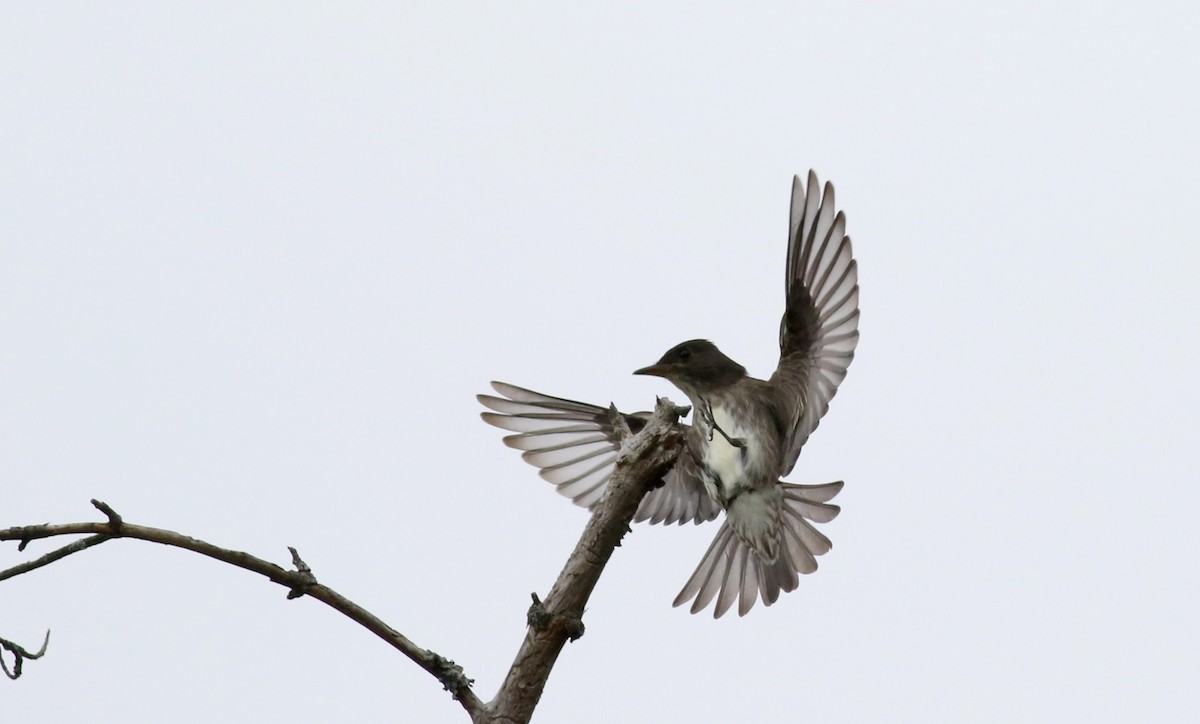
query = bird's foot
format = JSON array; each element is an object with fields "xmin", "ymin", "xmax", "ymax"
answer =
[
  {"xmin": 699, "ymin": 399, "xmax": 717, "ymax": 441},
  {"xmin": 699, "ymin": 398, "xmax": 745, "ymax": 447}
]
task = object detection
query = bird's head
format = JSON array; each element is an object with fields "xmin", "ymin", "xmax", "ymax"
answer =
[{"xmin": 633, "ymin": 339, "xmax": 746, "ymax": 395}]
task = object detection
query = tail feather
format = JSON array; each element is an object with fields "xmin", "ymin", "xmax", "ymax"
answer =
[
  {"xmin": 715, "ymin": 541, "xmax": 749, "ymax": 618},
  {"xmin": 673, "ymin": 524, "xmax": 736, "ymax": 613},
  {"xmin": 674, "ymin": 480, "xmax": 844, "ymax": 618},
  {"xmin": 784, "ymin": 511, "xmax": 834, "ymax": 557},
  {"xmin": 781, "ymin": 516, "xmax": 819, "ymax": 574},
  {"xmin": 739, "ymin": 546, "xmax": 760, "ymax": 617},
  {"xmin": 783, "ymin": 479, "xmax": 844, "ymax": 507},
  {"xmin": 781, "ymin": 495, "xmax": 840, "ymax": 523}
]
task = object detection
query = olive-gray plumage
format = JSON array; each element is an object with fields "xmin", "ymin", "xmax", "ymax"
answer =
[
  {"xmin": 633, "ymin": 339, "xmax": 844, "ymax": 616},
  {"xmin": 478, "ymin": 171, "xmax": 859, "ymax": 617}
]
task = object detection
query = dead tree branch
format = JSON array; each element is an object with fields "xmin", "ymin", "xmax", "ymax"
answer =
[
  {"xmin": 488, "ymin": 395, "xmax": 688, "ymax": 723},
  {"xmin": 1, "ymin": 396, "xmax": 688, "ymax": 723},
  {"xmin": 0, "ymin": 499, "xmax": 485, "ymax": 718}
]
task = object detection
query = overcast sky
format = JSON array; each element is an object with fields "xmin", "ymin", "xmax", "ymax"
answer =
[{"xmin": 3, "ymin": 3, "xmax": 1198, "ymax": 723}]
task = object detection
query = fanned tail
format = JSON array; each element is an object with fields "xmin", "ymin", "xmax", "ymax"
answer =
[{"xmin": 673, "ymin": 480, "xmax": 843, "ymax": 618}]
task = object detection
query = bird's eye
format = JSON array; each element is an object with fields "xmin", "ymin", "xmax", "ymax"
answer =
[{"xmin": 678, "ymin": 347, "xmax": 692, "ymax": 362}]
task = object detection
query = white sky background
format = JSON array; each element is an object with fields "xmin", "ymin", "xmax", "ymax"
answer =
[{"xmin": 3, "ymin": 3, "xmax": 1198, "ymax": 722}]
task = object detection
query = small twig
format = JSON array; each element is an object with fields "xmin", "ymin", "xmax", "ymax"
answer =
[
  {"xmin": 526, "ymin": 593, "xmax": 585, "ymax": 641},
  {"xmin": 90, "ymin": 499, "xmax": 123, "ymax": 531},
  {"xmin": 0, "ymin": 631, "xmax": 50, "ymax": 680},
  {"xmin": 285, "ymin": 546, "xmax": 317, "ymax": 599},
  {"xmin": 526, "ymin": 593, "xmax": 553, "ymax": 630},
  {"xmin": 17, "ymin": 525, "xmax": 50, "ymax": 552}
]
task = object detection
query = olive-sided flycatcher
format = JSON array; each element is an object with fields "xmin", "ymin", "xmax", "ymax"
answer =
[{"xmin": 479, "ymin": 171, "xmax": 859, "ymax": 617}]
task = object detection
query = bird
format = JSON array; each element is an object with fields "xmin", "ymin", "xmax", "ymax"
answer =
[{"xmin": 478, "ymin": 171, "xmax": 859, "ymax": 617}]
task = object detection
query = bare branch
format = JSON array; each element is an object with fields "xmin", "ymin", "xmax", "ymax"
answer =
[
  {"xmin": 488, "ymin": 395, "xmax": 688, "ymax": 723},
  {"xmin": 2, "ymin": 396, "xmax": 688, "ymax": 723},
  {"xmin": 0, "ymin": 504, "xmax": 485, "ymax": 718},
  {"xmin": 0, "ymin": 534, "xmax": 112, "ymax": 583},
  {"xmin": 0, "ymin": 630, "xmax": 50, "ymax": 680}
]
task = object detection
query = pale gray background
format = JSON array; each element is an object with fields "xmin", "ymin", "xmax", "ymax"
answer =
[{"xmin": 3, "ymin": 3, "xmax": 1198, "ymax": 723}]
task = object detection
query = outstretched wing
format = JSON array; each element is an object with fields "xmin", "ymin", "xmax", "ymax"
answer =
[
  {"xmin": 772, "ymin": 170, "xmax": 860, "ymax": 475},
  {"xmin": 478, "ymin": 382, "xmax": 721, "ymax": 525}
]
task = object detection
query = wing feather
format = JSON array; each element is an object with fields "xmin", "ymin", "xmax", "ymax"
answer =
[
  {"xmin": 773, "ymin": 171, "xmax": 861, "ymax": 474},
  {"xmin": 479, "ymin": 382, "xmax": 720, "ymax": 525}
]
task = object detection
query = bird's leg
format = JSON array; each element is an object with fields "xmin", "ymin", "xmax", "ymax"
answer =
[
  {"xmin": 715, "ymin": 426, "xmax": 747, "ymax": 449},
  {"xmin": 697, "ymin": 398, "xmax": 716, "ymax": 441},
  {"xmin": 699, "ymin": 398, "xmax": 747, "ymax": 448}
]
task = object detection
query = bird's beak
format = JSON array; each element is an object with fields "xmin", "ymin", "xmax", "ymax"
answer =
[{"xmin": 633, "ymin": 363, "xmax": 672, "ymax": 378}]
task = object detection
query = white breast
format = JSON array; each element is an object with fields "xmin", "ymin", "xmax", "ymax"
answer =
[{"xmin": 703, "ymin": 403, "xmax": 754, "ymax": 496}]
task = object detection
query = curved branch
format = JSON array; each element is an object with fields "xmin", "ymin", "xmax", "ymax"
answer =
[
  {"xmin": 0, "ymin": 630, "xmax": 50, "ymax": 680},
  {"xmin": 0, "ymin": 500, "xmax": 484, "ymax": 718}
]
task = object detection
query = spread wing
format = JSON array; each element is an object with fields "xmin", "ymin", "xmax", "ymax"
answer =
[
  {"xmin": 477, "ymin": 382, "xmax": 721, "ymax": 525},
  {"xmin": 772, "ymin": 170, "xmax": 860, "ymax": 475}
]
